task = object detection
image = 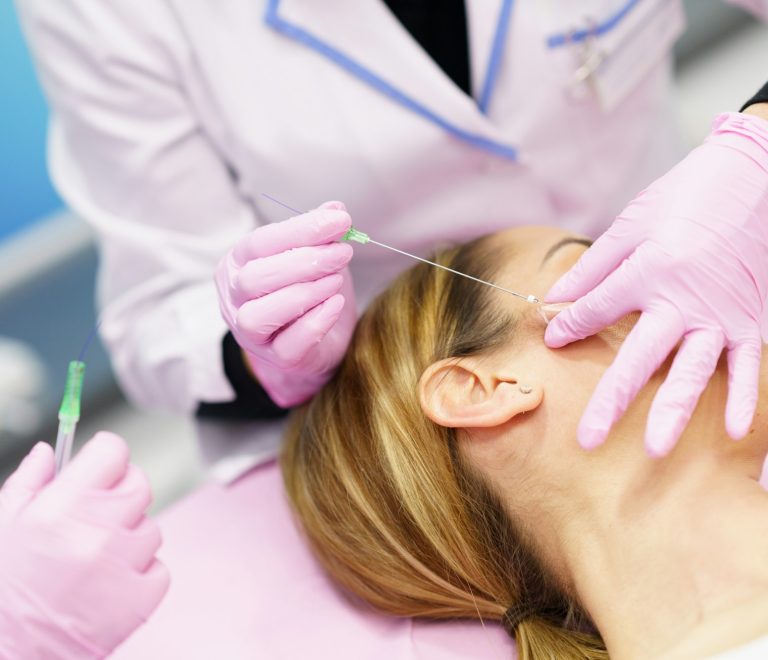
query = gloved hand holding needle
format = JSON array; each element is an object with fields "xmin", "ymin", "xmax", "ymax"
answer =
[
  {"xmin": 0, "ymin": 433, "xmax": 169, "ymax": 660},
  {"xmin": 215, "ymin": 201, "xmax": 357, "ymax": 409},
  {"xmin": 545, "ymin": 110, "xmax": 768, "ymax": 457}
]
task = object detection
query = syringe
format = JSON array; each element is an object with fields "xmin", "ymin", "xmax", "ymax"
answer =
[{"xmin": 54, "ymin": 360, "xmax": 85, "ymax": 475}]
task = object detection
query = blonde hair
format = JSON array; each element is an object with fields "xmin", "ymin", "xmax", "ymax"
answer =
[{"xmin": 282, "ymin": 236, "xmax": 608, "ymax": 659}]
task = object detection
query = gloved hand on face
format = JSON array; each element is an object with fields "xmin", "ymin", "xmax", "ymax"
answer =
[
  {"xmin": 545, "ymin": 112, "xmax": 768, "ymax": 457},
  {"xmin": 215, "ymin": 201, "xmax": 357, "ymax": 408}
]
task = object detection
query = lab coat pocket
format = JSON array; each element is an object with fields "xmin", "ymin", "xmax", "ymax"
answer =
[{"xmin": 540, "ymin": 0, "xmax": 685, "ymax": 112}]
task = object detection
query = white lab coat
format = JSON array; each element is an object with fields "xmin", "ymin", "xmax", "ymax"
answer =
[{"xmin": 16, "ymin": 0, "xmax": 768, "ymax": 476}]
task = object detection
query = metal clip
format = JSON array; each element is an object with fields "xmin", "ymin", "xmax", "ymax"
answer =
[{"xmin": 567, "ymin": 18, "xmax": 606, "ymax": 100}]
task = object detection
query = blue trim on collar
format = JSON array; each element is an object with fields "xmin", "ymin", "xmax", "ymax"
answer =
[
  {"xmin": 546, "ymin": 0, "xmax": 642, "ymax": 48},
  {"xmin": 264, "ymin": 0, "xmax": 518, "ymax": 161},
  {"xmin": 478, "ymin": 0, "xmax": 514, "ymax": 114}
]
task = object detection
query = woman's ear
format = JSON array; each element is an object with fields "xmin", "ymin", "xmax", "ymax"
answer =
[{"xmin": 419, "ymin": 357, "xmax": 543, "ymax": 428}]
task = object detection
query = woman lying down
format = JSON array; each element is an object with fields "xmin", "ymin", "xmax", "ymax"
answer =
[{"xmin": 281, "ymin": 226, "xmax": 768, "ymax": 660}]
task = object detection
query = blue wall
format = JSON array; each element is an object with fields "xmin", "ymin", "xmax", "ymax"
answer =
[{"xmin": 0, "ymin": 4, "xmax": 63, "ymax": 240}]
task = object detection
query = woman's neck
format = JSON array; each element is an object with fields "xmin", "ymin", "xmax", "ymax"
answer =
[
  {"xmin": 566, "ymin": 472, "xmax": 768, "ymax": 658},
  {"xmin": 557, "ymin": 405, "xmax": 768, "ymax": 659}
]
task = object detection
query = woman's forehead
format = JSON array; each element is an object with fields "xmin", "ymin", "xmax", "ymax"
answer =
[
  {"xmin": 493, "ymin": 225, "xmax": 578, "ymax": 266},
  {"xmin": 489, "ymin": 226, "xmax": 588, "ymax": 302}
]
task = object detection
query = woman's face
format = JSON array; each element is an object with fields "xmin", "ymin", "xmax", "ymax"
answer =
[
  {"xmin": 472, "ymin": 226, "xmax": 643, "ymax": 456},
  {"xmin": 450, "ymin": 226, "xmax": 768, "ymax": 567},
  {"xmin": 478, "ymin": 225, "xmax": 768, "ymax": 434}
]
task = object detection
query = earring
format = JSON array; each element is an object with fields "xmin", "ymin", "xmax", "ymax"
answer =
[{"xmin": 519, "ymin": 385, "xmax": 533, "ymax": 394}]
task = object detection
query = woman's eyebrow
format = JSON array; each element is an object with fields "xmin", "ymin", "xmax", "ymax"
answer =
[{"xmin": 541, "ymin": 237, "xmax": 593, "ymax": 267}]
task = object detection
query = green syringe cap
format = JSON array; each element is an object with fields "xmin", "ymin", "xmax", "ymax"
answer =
[
  {"xmin": 58, "ymin": 360, "xmax": 85, "ymax": 422},
  {"xmin": 342, "ymin": 227, "xmax": 370, "ymax": 244}
]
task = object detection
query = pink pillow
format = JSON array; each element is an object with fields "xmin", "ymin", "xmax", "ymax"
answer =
[{"xmin": 112, "ymin": 461, "xmax": 514, "ymax": 659}]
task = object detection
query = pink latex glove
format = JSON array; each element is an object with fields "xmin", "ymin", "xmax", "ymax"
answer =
[
  {"xmin": 215, "ymin": 201, "xmax": 356, "ymax": 408},
  {"xmin": 0, "ymin": 433, "xmax": 169, "ymax": 659},
  {"xmin": 545, "ymin": 112, "xmax": 768, "ymax": 457}
]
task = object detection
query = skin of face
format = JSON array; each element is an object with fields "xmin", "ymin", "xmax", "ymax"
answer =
[
  {"xmin": 458, "ymin": 225, "xmax": 768, "ymax": 510},
  {"xmin": 419, "ymin": 225, "xmax": 768, "ymax": 659}
]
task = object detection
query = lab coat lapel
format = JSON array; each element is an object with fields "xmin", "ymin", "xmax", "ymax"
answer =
[
  {"xmin": 264, "ymin": 0, "xmax": 516, "ymax": 158},
  {"xmin": 467, "ymin": 0, "xmax": 509, "ymax": 104}
]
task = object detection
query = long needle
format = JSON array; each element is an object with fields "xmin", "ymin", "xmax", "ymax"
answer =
[
  {"xmin": 260, "ymin": 193, "xmax": 539, "ymax": 303},
  {"xmin": 364, "ymin": 238, "xmax": 538, "ymax": 302},
  {"xmin": 78, "ymin": 320, "xmax": 101, "ymax": 363}
]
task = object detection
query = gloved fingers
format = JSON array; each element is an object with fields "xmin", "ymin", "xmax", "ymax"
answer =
[
  {"xmin": 105, "ymin": 559, "xmax": 171, "ymax": 636},
  {"xmin": 725, "ymin": 336, "xmax": 763, "ymax": 440},
  {"xmin": 137, "ymin": 559, "xmax": 171, "ymax": 619},
  {"xmin": 0, "ymin": 442, "xmax": 55, "ymax": 518},
  {"xmin": 644, "ymin": 328, "xmax": 725, "ymax": 457},
  {"xmin": 544, "ymin": 255, "xmax": 640, "ymax": 348},
  {"xmin": 73, "ymin": 464, "xmax": 153, "ymax": 528},
  {"xmin": 269, "ymin": 294, "xmax": 347, "ymax": 368},
  {"xmin": 577, "ymin": 309, "xmax": 684, "ymax": 450},
  {"xmin": 544, "ymin": 225, "xmax": 637, "ymax": 303},
  {"xmin": 236, "ymin": 274, "xmax": 344, "ymax": 348},
  {"xmin": 232, "ymin": 206, "xmax": 351, "ymax": 264},
  {"xmin": 105, "ymin": 517, "xmax": 163, "ymax": 572},
  {"xmin": 57, "ymin": 432, "xmax": 130, "ymax": 491},
  {"xmin": 234, "ymin": 243, "xmax": 353, "ymax": 303}
]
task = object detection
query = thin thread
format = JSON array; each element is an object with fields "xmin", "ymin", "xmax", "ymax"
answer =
[
  {"xmin": 367, "ymin": 239, "xmax": 538, "ymax": 303},
  {"xmin": 78, "ymin": 321, "xmax": 102, "ymax": 363},
  {"xmin": 260, "ymin": 193, "xmax": 303, "ymax": 215}
]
